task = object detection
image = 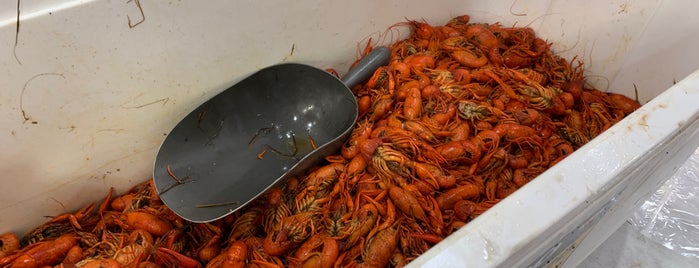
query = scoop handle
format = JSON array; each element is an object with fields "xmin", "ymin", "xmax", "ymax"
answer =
[{"xmin": 341, "ymin": 46, "xmax": 391, "ymax": 88}]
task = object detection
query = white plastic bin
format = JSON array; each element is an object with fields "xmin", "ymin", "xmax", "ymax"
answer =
[{"xmin": 1, "ymin": 0, "xmax": 698, "ymax": 267}]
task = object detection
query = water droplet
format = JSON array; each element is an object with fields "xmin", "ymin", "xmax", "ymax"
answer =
[{"xmin": 482, "ymin": 239, "xmax": 495, "ymax": 261}]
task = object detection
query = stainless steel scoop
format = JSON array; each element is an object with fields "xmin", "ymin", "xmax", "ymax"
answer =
[{"xmin": 153, "ymin": 47, "xmax": 390, "ymax": 222}]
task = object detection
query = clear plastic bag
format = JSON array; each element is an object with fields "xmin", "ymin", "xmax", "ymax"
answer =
[{"xmin": 631, "ymin": 146, "xmax": 699, "ymax": 258}]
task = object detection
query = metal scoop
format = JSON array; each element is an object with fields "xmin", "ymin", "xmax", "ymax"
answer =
[{"xmin": 153, "ymin": 47, "xmax": 390, "ymax": 222}]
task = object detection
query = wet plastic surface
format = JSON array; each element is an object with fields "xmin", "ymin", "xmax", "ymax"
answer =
[
  {"xmin": 580, "ymin": 221, "xmax": 699, "ymax": 268},
  {"xmin": 631, "ymin": 147, "xmax": 699, "ymax": 259}
]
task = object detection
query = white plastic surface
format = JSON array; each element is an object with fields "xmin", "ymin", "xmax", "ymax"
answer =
[
  {"xmin": 1, "ymin": 0, "xmax": 699, "ymax": 267},
  {"xmin": 631, "ymin": 147, "xmax": 699, "ymax": 259},
  {"xmin": 580, "ymin": 221, "xmax": 699, "ymax": 268}
]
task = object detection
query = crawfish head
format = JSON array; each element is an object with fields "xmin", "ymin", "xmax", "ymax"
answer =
[
  {"xmin": 280, "ymin": 212, "xmax": 317, "ymax": 243},
  {"xmin": 324, "ymin": 209, "xmax": 358, "ymax": 240},
  {"xmin": 372, "ymin": 146, "xmax": 412, "ymax": 179},
  {"xmin": 426, "ymin": 68, "xmax": 454, "ymax": 86},
  {"xmin": 392, "ymin": 39, "xmax": 419, "ymax": 58},
  {"xmin": 457, "ymin": 100, "xmax": 491, "ymax": 121},
  {"xmin": 20, "ymin": 222, "xmax": 73, "ymax": 247},
  {"xmin": 557, "ymin": 126, "xmax": 589, "ymax": 147},
  {"xmin": 516, "ymin": 85, "xmax": 558, "ymax": 110},
  {"xmin": 441, "ymin": 36, "xmax": 471, "ymax": 51},
  {"xmin": 262, "ymin": 202, "xmax": 288, "ymax": 227},
  {"xmin": 518, "ymin": 68, "xmax": 546, "ymax": 85}
]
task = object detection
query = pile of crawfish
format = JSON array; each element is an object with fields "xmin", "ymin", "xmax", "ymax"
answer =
[{"xmin": 1, "ymin": 15, "xmax": 641, "ymax": 268}]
